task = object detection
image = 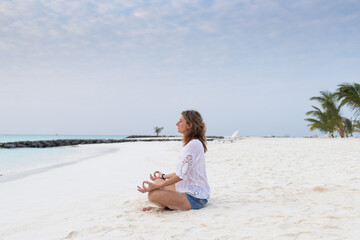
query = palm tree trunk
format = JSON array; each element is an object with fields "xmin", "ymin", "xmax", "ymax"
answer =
[
  {"xmin": 336, "ymin": 127, "xmax": 345, "ymax": 138},
  {"xmin": 337, "ymin": 120, "xmax": 346, "ymax": 138}
]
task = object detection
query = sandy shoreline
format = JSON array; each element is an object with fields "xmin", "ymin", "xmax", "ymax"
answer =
[{"xmin": 1, "ymin": 138, "xmax": 360, "ymax": 239}]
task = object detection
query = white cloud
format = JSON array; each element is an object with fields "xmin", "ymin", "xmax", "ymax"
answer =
[
  {"xmin": 95, "ymin": 2, "xmax": 117, "ymax": 14},
  {"xmin": 61, "ymin": 22, "xmax": 87, "ymax": 36},
  {"xmin": 0, "ymin": 0, "xmax": 358, "ymax": 61},
  {"xmin": 0, "ymin": 41, "xmax": 12, "ymax": 51},
  {"xmin": 0, "ymin": 2, "xmax": 16, "ymax": 17},
  {"xmin": 197, "ymin": 22, "xmax": 218, "ymax": 33},
  {"xmin": 113, "ymin": 0, "xmax": 138, "ymax": 8},
  {"xmin": 132, "ymin": 10, "xmax": 149, "ymax": 19}
]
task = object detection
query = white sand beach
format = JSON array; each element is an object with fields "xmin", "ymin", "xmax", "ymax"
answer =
[{"xmin": 1, "ymin": 138, "xmax": 360, "ymax": 240}]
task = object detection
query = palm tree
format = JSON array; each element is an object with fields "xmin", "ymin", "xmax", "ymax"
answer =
[
  {"xmin": 306, "ymin": 91, "xmax": 346, "ymax": 137},
  {"xmin": 353, "ymin": 120, "xmax": 360, "ymax": 134},
  {"xmin": 154, "ymin": 126, "xmax": 164, "ymax": 137},
  {"xmin": 342, "ymin": 118, "xmax": 354, "ymax": 137},
  {"xmin": 305, "ymin": 106, "xmax": 335, "ymax": 137},
  {"xmin": 336, "ymin": 82, "xmax": 360, "ymax": 117}
]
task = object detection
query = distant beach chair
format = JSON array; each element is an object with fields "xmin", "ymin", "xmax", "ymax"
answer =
[{"xmin": 222, "ymin": 130, "xmax": 239, "ymax": 143}]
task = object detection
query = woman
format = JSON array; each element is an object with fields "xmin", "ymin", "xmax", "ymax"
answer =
[{"xmin": 137, "ymin": 110, "xmax": 210, "ymax": 211}]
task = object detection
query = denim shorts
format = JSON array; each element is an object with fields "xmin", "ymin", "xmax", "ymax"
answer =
[{"xmin": 185, "ymin": 193, "xmax": 208, "ymax": 210}]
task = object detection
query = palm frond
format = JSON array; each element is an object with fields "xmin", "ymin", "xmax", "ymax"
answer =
[
  {"xmin": 353, "ymin": 120, "xmax": 360, "ymax": 133},
  {"xmin": 306, "ymin": 90, "xmax": 346, "ymax": 137},
  {"xmin": 337, "ymin": 82, "xmax": 360, "ymax": 116},
  {"xmin": 342, "ymin": 118, "xmax": 353, "ymax": 136}
]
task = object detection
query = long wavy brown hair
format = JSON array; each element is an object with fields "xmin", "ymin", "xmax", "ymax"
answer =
[{"xmin": 181, "ymin": 110, "xmax": 207, "ymax": 152}]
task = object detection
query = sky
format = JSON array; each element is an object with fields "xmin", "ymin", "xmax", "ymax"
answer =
[{"xmin": 0, "ymin": 0, "xmax": 359, "ymax": 136}]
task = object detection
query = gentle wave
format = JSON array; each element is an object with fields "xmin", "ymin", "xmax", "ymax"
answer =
[
  {"xmin": 0, "ymin": 134, "xmax": 127, "ymax": 181},
  {"xmin": 0, "ymin": 145, "xmax": 118, "ymax": 183}
]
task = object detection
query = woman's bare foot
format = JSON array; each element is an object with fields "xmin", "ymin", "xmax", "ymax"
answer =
[
  {"xmin": 141, "ymin": 206, "xmax": 175, "ymax": 211},
  {"xmin": 142, "ymin": 206, "xmax": 155, "ymax": 211}
]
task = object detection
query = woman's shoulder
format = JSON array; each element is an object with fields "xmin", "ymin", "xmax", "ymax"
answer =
[{"xmin": 186, "ymin": 139, "xmax": 204, "ymax": 151}]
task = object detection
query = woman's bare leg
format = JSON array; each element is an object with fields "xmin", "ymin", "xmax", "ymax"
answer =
[
  {"xmin": 148, "ymin": 189, "xmax": 191, "ymax": 210},
  {"xmin": 142, "ymin": 179, "xmax": 187, "ymax": 211}
]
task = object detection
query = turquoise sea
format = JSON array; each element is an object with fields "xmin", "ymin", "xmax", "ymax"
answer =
[{"xmin": 0, "ymin": 135, "xmax": 127, "ymax": 181}]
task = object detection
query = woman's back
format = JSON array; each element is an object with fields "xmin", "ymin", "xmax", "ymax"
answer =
[{"xmin": 175, "ymin": 139, "xmax": 210, "ymax": 199}]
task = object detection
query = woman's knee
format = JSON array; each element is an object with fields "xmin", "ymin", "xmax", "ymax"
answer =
[{"xmin": 148, "ymin": 190, "xmax": 159, "ymax": 202}]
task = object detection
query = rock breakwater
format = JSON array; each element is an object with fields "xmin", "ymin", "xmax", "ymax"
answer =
[{"xmin": 0, "ymin": 136, "xmax": 222, "ymax": 149}]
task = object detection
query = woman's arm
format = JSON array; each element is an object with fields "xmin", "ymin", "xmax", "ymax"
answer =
[
  {"xmin": 159, "ymin": 174, "xmax": 181, "ymax": 187},
  {"xmin": 163, "ymin": 172, "xmax": 176, "ymax": 179},
  {"xmin": 150, "ymin": 171, "xmax": 176, "ymax": 181},
  {"xmin": 137, "ymin": 173, "xmax": 182, "ymax": 193}
]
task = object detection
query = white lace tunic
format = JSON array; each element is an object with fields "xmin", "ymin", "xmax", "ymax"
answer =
[{"xmin": 175, "ymin": 139, "xmax": 210, "ymax": 199}]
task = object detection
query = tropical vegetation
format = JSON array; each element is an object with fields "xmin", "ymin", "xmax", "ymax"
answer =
[
  {"xmin": 305, "ymin": 82, "xmax": 360, "ymax": 137},
  {"xmin": 337, "ymin": 83, "xmax": 360, "ymax": 117},
  {"xmin": 154, "ymin": 126, "xmax": 164, "ymax": 137}
]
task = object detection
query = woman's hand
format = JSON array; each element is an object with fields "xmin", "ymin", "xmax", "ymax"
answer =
[
  {"xmin": 137, "ymin": 181, "xmax": 161, "ymax": 193},
  {"xmin": 149, "ymin": 171, "xmax": 162, "ymax": 181}
]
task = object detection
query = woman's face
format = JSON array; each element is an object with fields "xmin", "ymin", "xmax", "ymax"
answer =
[{"xmin": 176, "ymin": 114, "xmax": 191, "ymax": 134}]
